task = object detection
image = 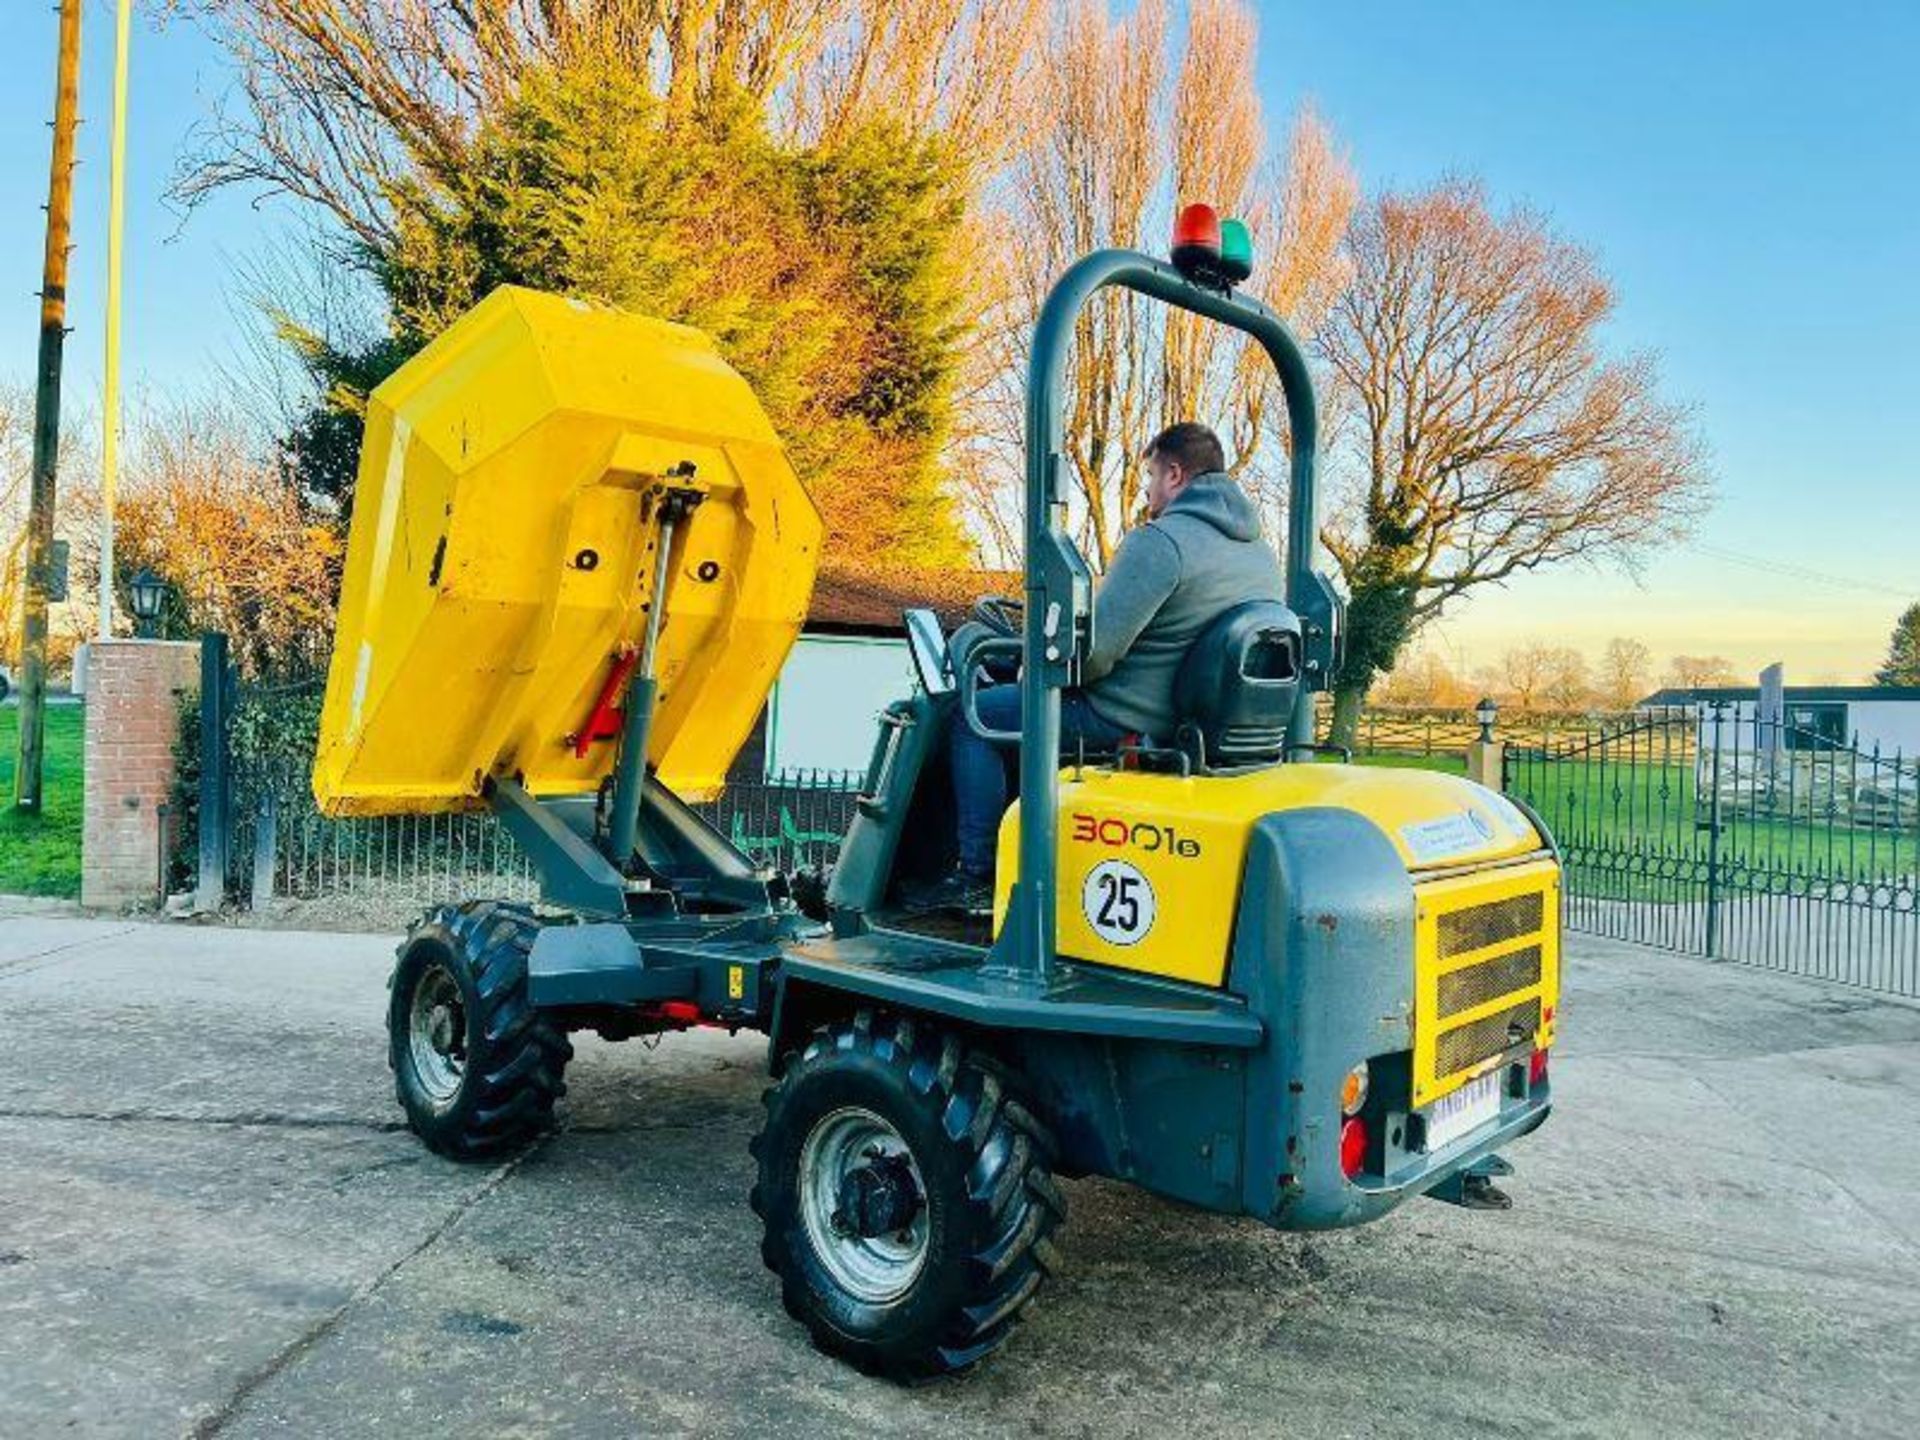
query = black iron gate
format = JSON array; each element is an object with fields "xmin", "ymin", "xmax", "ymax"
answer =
[
  {"xmin": 208, "ymin": 655, "xmax": 541, "ymax": 925},
  {"xmin": 1504, "ymin": 704, "xmax": 1919, "ymax": 997},
  {"xmin": 196, "ymin": 637, "xmax": 860, "ymax": 926}
]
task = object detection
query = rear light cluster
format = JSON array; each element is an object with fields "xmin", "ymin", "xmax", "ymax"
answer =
[
  {"xmin": 1340, "ymin": 1060, "xmax": 1369, "ymax": 1116},
  {"xmin": 1338, "ymin": 1061, "xmax": 1372, "ymax": 1179},
  {"xmin": 1529, "ymin": 1047, "xmax": 1550, "ymax": 1087},
  {"xmin": 1339, "ymin": 1117, "xmax": 1367, "ymax": 1179}
]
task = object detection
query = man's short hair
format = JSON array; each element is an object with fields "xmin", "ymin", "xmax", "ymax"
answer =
[{"xmin": 1143, "ymin": 421, "xmax": 1225, "ymax": 477}]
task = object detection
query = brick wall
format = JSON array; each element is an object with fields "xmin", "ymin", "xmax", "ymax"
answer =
[{"xmin": 82, "ymin": 640, "xmax": 201, "ymax": 909}]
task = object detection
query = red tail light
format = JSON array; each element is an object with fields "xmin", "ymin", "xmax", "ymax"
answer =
[
  {"xmin": 1339, "ymin": 1116, "xmax": 1368, "ymax": 1179},
  {"xmin": 1529, "ymin": 1048, "xmax": 1550, "ymax": 1087}
]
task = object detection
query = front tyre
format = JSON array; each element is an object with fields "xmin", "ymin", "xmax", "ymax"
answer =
[
  {"xmin": 750, "ymin": 1011, "xmax": 1066, "ymax": 1378},
  {"xmin": 388, "ymin": 902, "xmax": 572, "ymax": 1160}
]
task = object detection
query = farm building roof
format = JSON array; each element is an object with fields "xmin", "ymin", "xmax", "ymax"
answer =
[
  {"xmin": 1639, "ymin": 685, "xmax": 1920, "ymax": 706},
  {"xmin": 806, "ymin": 562, "xmax": 1017, "ymax": 636}
]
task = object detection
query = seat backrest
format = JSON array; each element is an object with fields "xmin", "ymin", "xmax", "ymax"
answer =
[{"xmin": 1172, "ymin": 600, "xmax": 1302, "ymax": 770}]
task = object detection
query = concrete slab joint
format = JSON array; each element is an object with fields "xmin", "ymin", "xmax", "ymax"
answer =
[{"xmin": 80, "ymin": 640, "xmax": 201, "ymax": 910}]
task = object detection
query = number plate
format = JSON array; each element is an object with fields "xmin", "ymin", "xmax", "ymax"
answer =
[{"xmin": 1423, "ymin": 1070, "xmax": 1502, "ymax": 1152}]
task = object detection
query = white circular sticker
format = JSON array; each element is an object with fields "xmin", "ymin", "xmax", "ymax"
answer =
[{"xmin": 1081, "ymin": 859, "xmax": 1156, "ymax": 947}]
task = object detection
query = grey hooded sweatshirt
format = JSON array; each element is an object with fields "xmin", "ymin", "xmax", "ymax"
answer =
[{"xmin": 1080, "ymin": 471, "xmax": 1284, "ymax": 736}]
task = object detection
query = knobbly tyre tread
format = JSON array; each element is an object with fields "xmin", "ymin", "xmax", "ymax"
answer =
[
  {"xmin": 389, "ymin": 900, "xmax": 573, "ymax": 1160},
  {"xmin": 749, "ymin": 1009, "xmax": 1066, "ymax": 1378}
]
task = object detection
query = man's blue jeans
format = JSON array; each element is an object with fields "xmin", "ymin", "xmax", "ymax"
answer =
[{"xmin": 951, "ymin": 686, "xmax": 1131, "ymax": 879}]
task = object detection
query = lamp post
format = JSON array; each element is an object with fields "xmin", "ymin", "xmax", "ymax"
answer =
[
  {"xmin": 128, "ymin": 567, "xmax": 168, "ymax": 639},
  {"xmin": 1467, "ymin": 695, "xmax": 1502, "ymax": 790},
  {"xmin": 1475, "ymin": 696, "xmax": 1499, "ymax": 744}
]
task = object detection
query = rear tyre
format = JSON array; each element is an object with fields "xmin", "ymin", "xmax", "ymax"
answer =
[
  {"xmin": 750, "ymin": 1011, "xmax": 1065, "ymax": 1378},
  {"xmin": 388, "ymin": 901, "xmax": 572, "ymax": 1160}
]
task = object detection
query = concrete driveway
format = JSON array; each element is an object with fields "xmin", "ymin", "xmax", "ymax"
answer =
[{"xmin": 2, "ymin": 901, "xmax": 1917, "ymax": 1438}]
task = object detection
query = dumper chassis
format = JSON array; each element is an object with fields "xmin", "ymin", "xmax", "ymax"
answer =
[{"xmin": 324, "ymin": 224, "xmax": 1559, "ymax": 1378}]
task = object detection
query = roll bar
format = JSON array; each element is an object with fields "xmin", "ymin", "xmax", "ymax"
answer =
[{"xmin": 993, "ymin": 248, "xmax": 1332, "ymax": 985}]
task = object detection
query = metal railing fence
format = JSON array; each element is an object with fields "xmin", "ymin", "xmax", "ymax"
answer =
[
  {"xmin": 1505, "ymin": 704, "xmax": 1918, "ymax": 997},
  {"xmin": 692, "ymin": 768, "xmax": 864, "ymax": 875},
  {"xmin": 1320, "ymin": 702, "xmax": 1647, "ymax": 761},
  {"xmin": 198, "ymin": 649, "xmax": 866, "ymax": 924}
]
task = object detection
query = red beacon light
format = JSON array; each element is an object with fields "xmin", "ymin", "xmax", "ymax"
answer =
[
  {"xmin": 1171, "ymin": 203, "xmax": 1252, "ymax": 289},
  {"xmin": 1171, "ymin": 202, "xmax": 1223, "ymax": 274}
]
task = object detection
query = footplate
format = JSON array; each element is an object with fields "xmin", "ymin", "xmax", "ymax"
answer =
[{"xmin": 527, "ymin": 923, "xmax": 780, "ymax": 1021}]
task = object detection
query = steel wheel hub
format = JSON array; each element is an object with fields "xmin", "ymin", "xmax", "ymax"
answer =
[
  {"xmin": 407, "ymin": 963, "xmax": 467, "ymax": 1107},
  {"xmin": 799, "ymin": 1107, "xmax": 929, "ymax": 1303}
]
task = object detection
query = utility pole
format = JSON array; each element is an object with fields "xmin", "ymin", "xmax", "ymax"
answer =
[
  {"xmin": 99, "ymin": 0, "xmax": 132, "ymax": 639},
  {"xmin": 14, "ymin": 0, "xmax": 83, "ymax": 812}
]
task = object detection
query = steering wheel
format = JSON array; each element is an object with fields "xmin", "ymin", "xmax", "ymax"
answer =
[{"xmin": 971, "ymin": 594, "xmax": 1024, "ymax": 639}]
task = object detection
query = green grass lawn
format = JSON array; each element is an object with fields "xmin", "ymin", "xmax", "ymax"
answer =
[
  {"xmin": 1354, "ymin": 751, "xmax": 1466, "ymax": 775},
  {"xmin": 1510, "ymin": 759, "xmax": 1911, "ymax": 879},
  {"xmin": 0, "ymin": 704, "xmax": 85, "ymax": 897},
  {"xmin": 1355, "ymin": 748, "xmax": 1915, "ymax": 890}
]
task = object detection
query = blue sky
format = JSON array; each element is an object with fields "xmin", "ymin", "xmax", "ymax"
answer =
[
  {"xmin": 1253, "ymin": 0, "xmax": 1917, "ymax": 681},
  {"xmin": 3, "ymin": 1, "xmax": 1914, "ymax": 682}
]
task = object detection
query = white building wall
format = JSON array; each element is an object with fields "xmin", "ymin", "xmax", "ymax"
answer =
[
  {"xmin": 1847, "ymin": 700, "xmax": 1920, "ymax": 755},
  {"xmin": 764, "ymin": 634, "xmax": 917, "ymax": 776},
  {"xmin": 1683, "ymin": 697, "xmax": 1920, "ymax": 756}
]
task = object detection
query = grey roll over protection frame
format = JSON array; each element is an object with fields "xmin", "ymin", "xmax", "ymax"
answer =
[{"xmin": 994, "ymin": 249, "xmax": 1328, "ymax": 987}]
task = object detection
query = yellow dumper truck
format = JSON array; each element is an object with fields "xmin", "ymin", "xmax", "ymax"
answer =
[{"xmin": 316, "ymin": 215, "xmax": 1559, "ymax": 1377}]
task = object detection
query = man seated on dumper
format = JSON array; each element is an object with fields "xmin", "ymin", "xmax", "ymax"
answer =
[{"xmin": 939, "ymin": 421, "xmax": 1285, "ymax": 910}]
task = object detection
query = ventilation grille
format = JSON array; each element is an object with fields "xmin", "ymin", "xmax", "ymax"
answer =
[
  {"xmin": 1437, "ymin": 891, "xmax": 1544, "ymax": 958},
  {"xmin": 1436, "ymin": 997, "xmax": 1542, "ymax": 1079},
  {"xmin": 1438, "ymin": 945, "xmax": 1543, "ymax": 1019}
]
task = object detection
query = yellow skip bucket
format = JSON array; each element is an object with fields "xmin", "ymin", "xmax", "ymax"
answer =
[{"xmin": 313, "ymin": 287, "xmax": 822, "ymax": 816}]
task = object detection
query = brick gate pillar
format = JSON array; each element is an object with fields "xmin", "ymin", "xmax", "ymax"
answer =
[
  {"xmin": 81, "ymin": 640, "xmax": 201, "ymax": 909},
  {"xmin": 1465, "ymin": 739, "xmax": 1505, "ymax": 790}
]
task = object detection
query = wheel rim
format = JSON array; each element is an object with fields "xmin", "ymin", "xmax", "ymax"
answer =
[
  {"xmin": 799, "ymin": 1106, "xmax": 930, "ymax": 1304},
  {"xmin": 406, "ymin": 961, "xmax": 467, "ymax": 1107}
]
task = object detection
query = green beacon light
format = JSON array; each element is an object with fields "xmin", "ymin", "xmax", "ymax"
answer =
[{"xmin": 1218, "ymin": 218, "xmax": 1253, "ymax": 286}]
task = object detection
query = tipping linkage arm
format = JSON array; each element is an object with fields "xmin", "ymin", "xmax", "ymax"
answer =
[{"xmin": 606, "ymin": 474, "xmax": 707, "ymax": 871}]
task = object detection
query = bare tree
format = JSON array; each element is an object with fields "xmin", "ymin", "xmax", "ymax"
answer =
[
  {"xmin": 788, "ymin": 0, "xmax": 1045, "ymax": 175},
  {"xmin": 179, "ymin": 1, "xmax": 1045, "ymax": 254},
  {"xmin": 1317, "ymin": 180, "xmax": 1709, "ymax": 745},
  {"xmin": 1499, "ymin": 643, "xmax": 1552, "ymax": 712},
  {"xmin": 1, "ymin": 385, "xmax": 29, "ymax": 663},
  {"xmin": 2, "ymin": 383, "xmax": 96, "ymax": 670},
  {"xmin": 1494, "ymin": 642, "xmax": 1587, "ymax": 712},
  {"xmin": 1597, "ymin": 636, "xmax": 1652, "ymax": 709},
  {"xmin": 972, "ymin": 0, "xmax": 1170, "ymax": 565},
  {"xmin": 1537, "ymin": 646, "xmax": 1591, "ymax": 712},
  {"xmin": 1663, "ymin": 653, "xmax": 1740, "ymax": 690},
  {"xmin": 1371, "ymin": 645, "xmax": 1473, "ymax": 709},
  {"xmin": 962, "ymin": 0, "xmax": 1355, "ymax": 567},
  {"xmin": 97, "ymin": 395, "xmax": 343, "ymax": 673}
]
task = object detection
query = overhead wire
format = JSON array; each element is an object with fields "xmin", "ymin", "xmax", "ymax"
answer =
[{"xmin": 1683, "ymin": 542, "xmax": 1911, "ymax": 599}]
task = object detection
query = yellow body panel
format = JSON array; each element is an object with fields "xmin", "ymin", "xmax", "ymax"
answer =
[
  {"xmin": 992, "ymin": 763, "xmax": 1547, "ymax": 987},
  {"xmin": 1412, "ymin": 859, "xmax": 1560, "ymax": 1106},
  {"xmin": 313, "ymin": 287, "xmax": 822, "ymax": 815}
]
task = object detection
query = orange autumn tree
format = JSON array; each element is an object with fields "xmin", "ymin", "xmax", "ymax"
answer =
[
  {"xmin": 182, "ymin": 1, "xmax": 1050, "ymax": 572},
  {"xmin": 105, "ymin": 400, "xmax": 341, "ymax": 674}
]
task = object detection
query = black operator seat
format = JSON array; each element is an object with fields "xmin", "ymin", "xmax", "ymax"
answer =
[{"xmin": 1172, "ymin": 599, "xmax": 1302, "ymax": 772}]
